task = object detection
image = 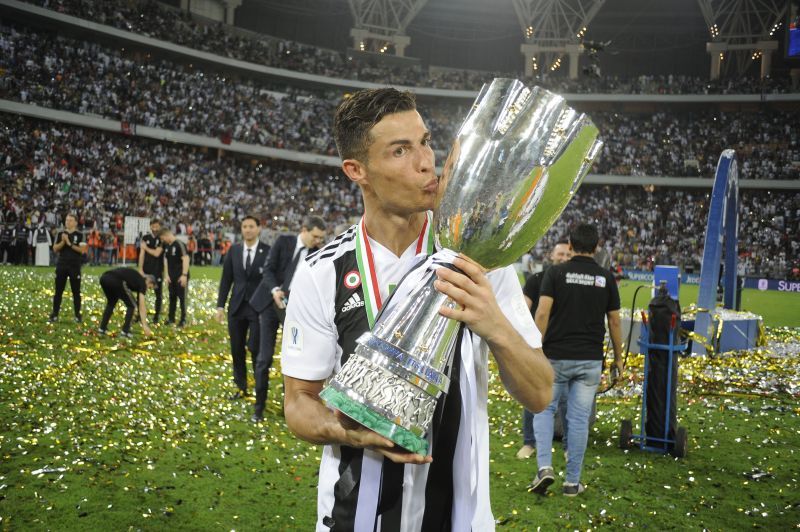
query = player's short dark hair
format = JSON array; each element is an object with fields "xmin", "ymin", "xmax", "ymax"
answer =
[
  {"xmin": 569, "ymin": 224, "xmax": 599, "ymax": 254},
  {"xmin": 555, "ymin": 239, "xmax": 569, "ymax": 247},
  {"xmin": 301, "ymin": 215, "xmax": 326, "ymax": 232},
  {"xmin": 143, "ymin": 274, "xmax": 156, "ymax": 285},
  {"xmin": 65, "ymin": 213, "xmax": 77, "ymax": 221},
  {"xmin": 150, "ymin": 219, "xmax": 161, "ymax": 226},
  {"xmin": 333, "ymin": 88, "xmax": 417, "ymax": 161},
  {"xmin": 241, "ymin": 215, "xmax": 260, "ymax": 226}
]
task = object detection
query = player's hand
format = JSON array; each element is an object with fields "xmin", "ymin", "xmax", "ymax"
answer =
[
  {"xmin": 434, "ymin": 255, "xmax": 506, "ymax": 342},
  {"xmin": 272, "ymin": 290, "xmax": 286, "ymax": 309},
  {"xmin": 165, "ymin": 275, "xmax": 171, "ymax": 284},
  {"xmin": 142, "ymin": 326, "xmax": 153, "ymax": 337},
  {"xmin": 215, "ymin": 308, "xmax": 225, "ymax": 324},
  {"xmin": 335, "ymin": 411, "xmax": 432, "ymax": 465},
  {"xmin": 61, "ymin": 233, "xmax": 70, "ymax": 244},
  {"xmin": 179, "ymin": 275, "xmax": 187, "ymax": 288},
  {"xmin": 138, "ymin": 268, "xmax": 145, "ymax": 275}
]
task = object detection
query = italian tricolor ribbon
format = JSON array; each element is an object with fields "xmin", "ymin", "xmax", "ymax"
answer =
[{"xmin": 355, "ymin": 211, "xmax": 434, "ymax": 328}]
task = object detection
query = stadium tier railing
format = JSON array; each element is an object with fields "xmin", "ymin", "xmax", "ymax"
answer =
[{"xmin": 2, "ymin": 0, "xmax": 798, "ymax": 103}]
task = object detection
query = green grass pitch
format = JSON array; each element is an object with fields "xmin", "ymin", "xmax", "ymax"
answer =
[{"xmin": 0, "ymin": 265, "xmax": 798, "ymax": 530}]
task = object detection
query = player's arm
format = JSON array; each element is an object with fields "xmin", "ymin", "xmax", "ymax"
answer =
[
  {"xmin": 179, "ymin": 252, "xmax": 190, "ymax": 287},
  {"xmin": 138, "ymin": 243, "xmax": 146, "ymax": 272},
  {"xmin": 534, "ymin": 296, "xmax": 553, "ymax": 337},
  {"xmin": 138, "ymin": 293, "xmax": 152, "ymax": 336},
  {"xmin": 435, "ymin": 256, "xmax": 553, "ymax": 413},
  {"xmin": 607, "ymin": 309, "xmax": 624, "ymax": 375},
  {"xmin": 52, "ymin": 232, "xmax": 66, "ymax": 252},
  {"xmin": 215, "ymin": 250, "xmax": 234, "ymax": 322}
]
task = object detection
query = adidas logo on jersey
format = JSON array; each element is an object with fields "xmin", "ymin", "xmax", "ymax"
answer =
[{"xmin": 341, "ymin": 292, "xmax": 365, "ymax": 313}]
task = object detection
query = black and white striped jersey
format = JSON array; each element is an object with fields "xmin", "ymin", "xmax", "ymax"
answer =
[{"xmin": 282, "ymin": 224, "xmax": 542, "ymax": 532}]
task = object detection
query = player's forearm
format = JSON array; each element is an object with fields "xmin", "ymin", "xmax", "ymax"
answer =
[
  {"xmin": 284, "ymin": 388, "xmax": 349, "ymax": 445},
  {"xmin": 488, "ymin": 322, "xmax": 553, "ymax": 413}
]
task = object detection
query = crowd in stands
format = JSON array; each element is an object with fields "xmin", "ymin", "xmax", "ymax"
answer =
[
  {"xmin": 25, "ymin": 0, "xmax": 796, "ymax": 94},
  {"xmin": 2, "ymin": 23, "xmax": 799, "ymax": 180},
  {"xmin": 531, "ymin": 187, "xmax": 800, "ymax": 280},
  {"xmin": 2, "ymin": 114, "xmax": 798, "ymax": 278},
  {"xmin": 0, "ymin": 114, "xmax": 362, "ymax": 241}
]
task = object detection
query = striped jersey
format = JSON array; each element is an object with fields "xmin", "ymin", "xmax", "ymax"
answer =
[{"xmin": 281, "ymin": 223, "xmax": 542, "ymax": 532}]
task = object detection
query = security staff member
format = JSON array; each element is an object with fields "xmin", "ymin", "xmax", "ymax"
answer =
[
  {"xmin": 530, "ymin": 223, "xmax": 624, "ymax": 497},
  {"xmin": 50, "ymin": 214, "xmax": 87, "ymax": 322},
  {"xmin": 99, "ymin": 267, "xmax": 155, "ymax": 337},
  {"xmin": 161, "ymin": 228, "xmax": 190, "ymax": 327},
  {"xmin": 138, "ymin": 219, "xmax": 164, "ymax": 323}
]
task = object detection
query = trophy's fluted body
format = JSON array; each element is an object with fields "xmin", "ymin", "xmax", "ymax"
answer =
[{"xmin": 319, "ymin": 79, "xmax": 603, "ymax": 454}]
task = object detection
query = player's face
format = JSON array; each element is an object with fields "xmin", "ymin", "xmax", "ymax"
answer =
[
  {"xmin": 151, "ymin": 223, "xmax": 160, "ymax": 235},
  {"xmin": 240, "ymin": 220, "xmax": 260, "ymax": 242},
  {"xmin": 359, "ymin": 110, "xmax": 437, "ymax": 215},
  {"xmin": 65, "ymin": 216, "xmax": 77, "ymax": 231},
  {"xmin": 551, "ymin": 243, "xmax": 572, "ymax": 264}
]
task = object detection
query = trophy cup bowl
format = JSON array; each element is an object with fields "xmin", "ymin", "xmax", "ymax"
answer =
[{"xmin": 319, "ymin": 79, "xmax": 603, "ymax": 454}]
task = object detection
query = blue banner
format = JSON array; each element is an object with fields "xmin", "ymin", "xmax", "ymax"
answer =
[
  {"xmin": 622, "ymin": 269, "xmax": 702, "ymax": 285},
  {"xmin": 743, "ymin": 278, "xmax": 800, "ymax": 293},
  {"xmin": 622, "ymin": 270, "xmax": 798, "ymax": 293}
]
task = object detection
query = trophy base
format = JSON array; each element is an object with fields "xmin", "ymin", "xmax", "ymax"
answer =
[{"xmin": 320, "ymin": 386, "xmax": 429, "ymax": 455}]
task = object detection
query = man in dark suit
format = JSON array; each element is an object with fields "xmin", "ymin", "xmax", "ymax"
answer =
[
  {"xmin": 216, "ymin": 216, "xmax": 270, "ymax": 402},
  {"xmin": 249, "ymin": 215, "xmax": 326, "ymax": 422}
]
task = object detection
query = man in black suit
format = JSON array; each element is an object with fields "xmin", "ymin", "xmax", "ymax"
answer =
[
  {"xmin": 249, "ymin": 215, "xmax": 326, "ymax": 422},
  {"xmin": 216, "ymin": 216, "xmax": 270, "ymax": 402}
]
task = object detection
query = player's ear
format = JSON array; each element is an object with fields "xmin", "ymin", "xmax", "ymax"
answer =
[{"xmin": 342, "ymin": 158, "xmax": 367, "ymax": 186}]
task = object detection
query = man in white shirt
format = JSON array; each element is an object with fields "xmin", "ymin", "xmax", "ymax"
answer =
[{"xmin": 281, "ymin": 88, "xmax": 553, "ymax": 531}]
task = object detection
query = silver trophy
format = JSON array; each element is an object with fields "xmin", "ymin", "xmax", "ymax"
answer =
[{"xmin": 319, "ymin": 79, "xmax": 603, "ymax": 454}]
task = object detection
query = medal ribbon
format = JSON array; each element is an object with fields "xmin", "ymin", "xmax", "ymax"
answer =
[{"xmin": 355, "ymin": 212, "xmax": 434, "ymax": 328}]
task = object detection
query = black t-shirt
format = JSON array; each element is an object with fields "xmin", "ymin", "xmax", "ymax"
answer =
[
  {"xmin": 522, "ymin": 269, "xmax": 546, "ymax": 316},
  {"xmin": 164, "ymin": 240, "xmax": 187, "ymax": 277},
  {"xmin": 141, "ymin": 233, "xmax": 162, "ymax": 273},
  {"xmin": 55, "ymin": 231, "xmax": 84, "ymax": 268},
  {"xmin": 107, "ymin": 267, "xmax": 148, "ymax": 295},
  {"xmin": 0, "ymin": 227, "xmax": 14, "ymax": 243},
  {"xmin": 539, "ymin": 255, "xmax": 620, "ymax": 360}
]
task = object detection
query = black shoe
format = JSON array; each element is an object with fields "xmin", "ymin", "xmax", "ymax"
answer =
[
  {"xmin": 563, "ymin": 482, "xmax": 585, "ymax": 497},
  {"xmin": 250, "ymin": 412, "xmax": 264, "ymax": 423},
  {"xmin": 75, "ymin": 315, "xmax": 82, "ymax": 323},
  {"xmin": 120, "ymin": 331, "xmax": 133, "ymax": 338},
  {"xmin": 228, "ymin": 390, "xmax": 247, "ymax": 400},
  {"xmin": 98, "ymin": 328, "xmax": 108, "ymax": 336},
  {"xmin": 529, "ymin": 467, "xmax": 555, "ymax": 495},
  {"xmin": 166, "ymin": 320, "xmax": 175, "ymax": 325},
  {"xmin": 177, "ymin": 321, "xmax": 186, "ymax": 328},
  {"xmin": 48, "ymin": 315, "xmax": 57, "ymax": 323}
]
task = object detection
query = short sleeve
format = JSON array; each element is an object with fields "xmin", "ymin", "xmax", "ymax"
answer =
[
  {"xmin": 280, "ymin": 260, "xmax": 339, "ymax": 381},
  {"xmin": 487, "ymin": 266, "xmax": 542, "ymax": 349},
  {"xmin": 521, "ymin": 272, "xmax": 540, "ymax": 303},
  {"xmin": 607, "ymin": 274, "xmax": 621, "ymax": 312},
  {"xmin": 539, "ymin": 266, "xmax": 557, "ymax": 298}
]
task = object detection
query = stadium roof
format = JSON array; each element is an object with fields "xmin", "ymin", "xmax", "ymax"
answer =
[{"xmin": 234, "ymin": 0, "xmax": 793, "ymax": 77}]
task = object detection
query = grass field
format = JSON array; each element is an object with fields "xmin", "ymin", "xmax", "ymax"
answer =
[{"xmin": 1, "ymin": 265, "xmax": 798, "ymax": 530}]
